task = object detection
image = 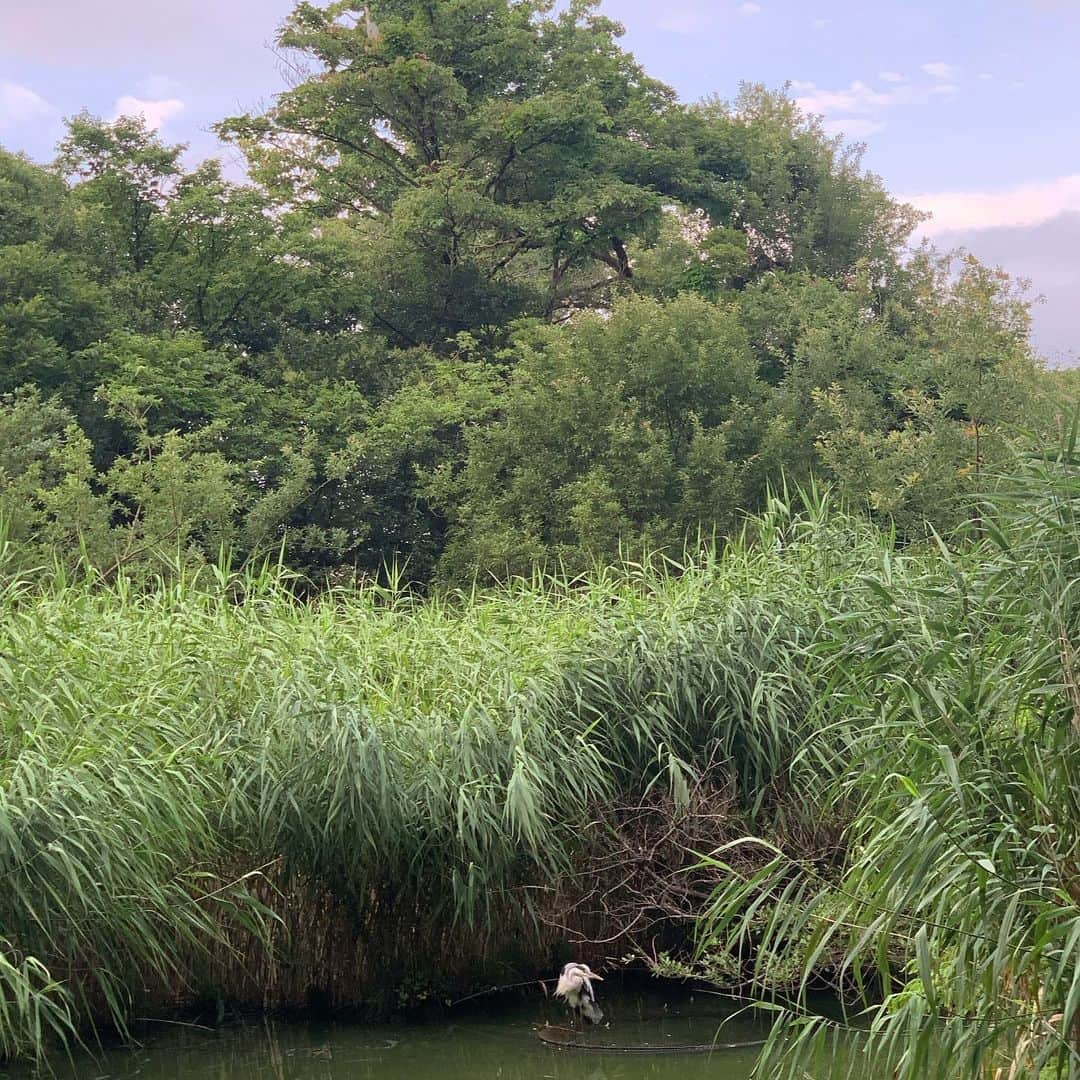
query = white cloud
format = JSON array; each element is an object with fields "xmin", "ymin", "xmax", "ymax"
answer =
[
  {"xmin": 112, "ymin": 94, "xmax": 185, "ymax": 131},
  {"xmin": 812, "ymin": 17, "xmax": 830, "ymax": 28},
  {"xmin": 978, "ymin": 72, "xmax": 994, "ymax": 81},
  {"xmin": 905, "ymin": 174, "xmax": 1080, "ymax": 236},
  {"xmin": 921, "ymin": 60, "xmax": 959, "ymax": 81},
  {"xmin": 879, "ymin": 70, "xmax": 905, "ymax": 83},
  {"xmin": 792, "ymin": 78, "xmax": 958, "ymax": 116},
  {"xmin": 737, "ymin": 1, "xmax": 763, "ymax": 14},
  {"xmin": 0, "ymin": 81, "xmax": 55, "ymax": 130},
  {"xmin": 136, "ymin": 74, "xmax": 186, "ymax": 100}
]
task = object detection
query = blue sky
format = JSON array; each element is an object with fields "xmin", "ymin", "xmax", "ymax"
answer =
[{"xmin": 2, "ymin": 0, "xmax": 1078, "ymax": 361}]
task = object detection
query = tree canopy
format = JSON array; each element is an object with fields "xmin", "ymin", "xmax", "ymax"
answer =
[{"xmin": 0, "ymin": 0, "xmax": 1058, "ymax": 586}]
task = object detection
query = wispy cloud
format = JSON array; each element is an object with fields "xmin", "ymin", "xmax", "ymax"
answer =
[
  {"xmin": 921, "ymin": 60, "xmax": 959, "ymax": 81},
  {"xmin": 657, "ymin": 2, "xmax": 760, "ymax": 32},
  {"xmin": 906, "ymin": 174, "xmax": 1080, "ymax": 235},
  {"xmin": 112, "ymin": 94, "xmax": 185, "ymax": 131},
  {"xmin": 792, "ymin": 73, "xmax": 960, "ymax": 140},
  {"xmin": 0, "ymin": 81, "xmax": 55, "ymax": 130},
  {"xmin": 792, "ymin": 78, "xmax": 958, "ymax": 117}
]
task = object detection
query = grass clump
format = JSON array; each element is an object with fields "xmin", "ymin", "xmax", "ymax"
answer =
[{"xmin": 16, "ymin": 457, "xmax": 1078, "ymax": 1079}]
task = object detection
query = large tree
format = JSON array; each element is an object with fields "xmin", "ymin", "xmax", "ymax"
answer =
[
  {"xmin": 219, "ymin": 0, "xmax": 682, "ymax": 344},
  {"xmin": 219, "ymin": 2, "xmax": 918, "ymax": 349}
]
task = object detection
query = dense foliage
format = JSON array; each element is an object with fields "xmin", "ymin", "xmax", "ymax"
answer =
[
  {"xmin": 0, "ymin": 0, "xmax": 1057, "ymax": 586},
  {"xmin": 686, "ymin": 437, "xmax": 1080, "ymax": 1079},
  {"xmin": 4, "ymin": 4, "xmax": 1080, "ymax": 1077}
]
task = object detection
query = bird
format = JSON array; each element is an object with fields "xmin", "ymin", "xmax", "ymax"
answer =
[{"xmin": 554, "ymin": 962, "xmax": 604, "ymax": 1024}]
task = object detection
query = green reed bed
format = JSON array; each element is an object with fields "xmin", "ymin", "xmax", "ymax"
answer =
[
  {"xmin": 0, "ymin": 503, "xmax": 951, "ymax": 1064},
  {"xmin": 689, "ymin": 443, "xmax": 1080, "ymax": 1080}
]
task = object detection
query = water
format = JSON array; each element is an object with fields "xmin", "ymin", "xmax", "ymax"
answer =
[{"xmin": 11, "ymin": 984, "xmax": 795, "ymax": 1080}]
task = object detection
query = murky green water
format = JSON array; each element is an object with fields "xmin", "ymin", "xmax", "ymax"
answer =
[{"xmin": 9, "ymin": 984, "xmax": 815, "ymax": 1080}]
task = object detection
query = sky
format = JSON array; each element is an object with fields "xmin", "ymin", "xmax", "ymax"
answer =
[{"xmin": 1, "ymin": 0, "xmax": 1078, "ymax": 362}]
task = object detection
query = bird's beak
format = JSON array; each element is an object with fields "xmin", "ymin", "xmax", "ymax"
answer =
[{"xmin": 591, "ymin": 974, "xmax": 604, "ymax": 981}]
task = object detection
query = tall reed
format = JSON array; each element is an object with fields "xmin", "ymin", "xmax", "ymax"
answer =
[
  {"xmin": 692, "ymin": 433, "xmax": 1080, "ymax": 1079},
  {"xmin": 0, "ymin": 498, "xmax": 943, "ymax": 1063}
]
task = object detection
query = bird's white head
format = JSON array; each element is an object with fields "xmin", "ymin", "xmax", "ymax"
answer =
[{"xmin": 555, "ymin": 962, "xmax": 603, "ymax": 998}]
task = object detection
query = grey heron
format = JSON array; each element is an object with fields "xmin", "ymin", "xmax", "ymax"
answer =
[{"xmin": 554, "ymin": 962, "xmax": 604, "ymax": 1024}]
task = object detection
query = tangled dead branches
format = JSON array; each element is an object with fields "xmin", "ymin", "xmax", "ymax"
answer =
[{"xmin": 532, "ymin": 750, "xmax": 847, "ymax": 980}]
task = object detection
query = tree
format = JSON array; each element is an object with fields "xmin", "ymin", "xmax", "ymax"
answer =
[
  {"xmin": 0, "ymin": 148, "xmax": 74, "ymax": 248},
  {"xmin": 0, "ymin": 4, "xmax": 1055, "ymax": 587},
  {"xmin": 218, "ymin": 0, "xmax": 685, "ymax": 344},
  {"xmin": 57, "ymin": 113, "xmax": 184, "ymax": 275},
  {"xmin": 0, "ymin": 242, "xmax": 115, "ymax": 398},
  {"xmin": 814, "ymin": 254, "xmax": 1043, "ymax": 536},
  {"xmin": 432, "ymin": 294, "xmax": 763, "ymax": 579}
]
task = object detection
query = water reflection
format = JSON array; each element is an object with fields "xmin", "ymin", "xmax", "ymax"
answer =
[{"xmin": 19, "ymin": 986, "xmax": 780, "ymax": 1080}]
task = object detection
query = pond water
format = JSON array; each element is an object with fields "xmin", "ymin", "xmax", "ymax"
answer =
[{"xmin": 10, "ymin": 983, "xmax": 847, "ymax": 1079}]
